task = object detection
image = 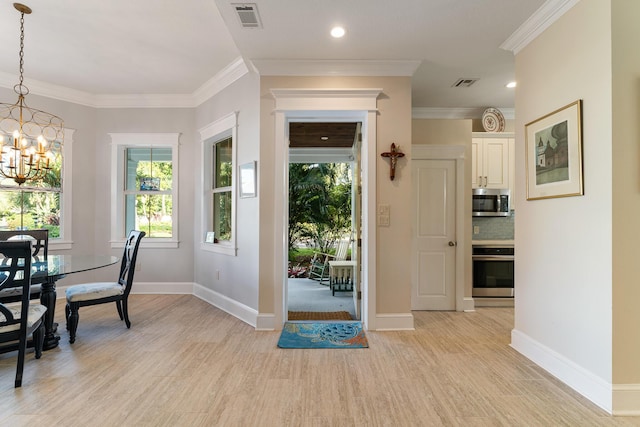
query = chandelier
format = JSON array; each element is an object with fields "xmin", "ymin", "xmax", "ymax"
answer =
[{"xmin": 0, "ymin": 3, "xmax": 64, "ymax": 186}]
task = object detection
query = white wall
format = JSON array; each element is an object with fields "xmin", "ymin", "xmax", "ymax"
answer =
[
  {"xmin": 0, "ymin": 87, "xmax": 198, "ymax": 287},
  {"xmin": 412, "ymin": 119, "xmax": 473, "ymax": 298},
  {"xmin": 93, "ymin": 108, "xmax": 196, "ymax": 285},
  {"xmin": 194, "ymin": 71, "xmax": 261, "ymax": 310},
  {"xmin": 512, "ymin": 0, "xmax": 614, "ymax": 411},
  {"xmin": 611, "ymin": 0, "xmax": 640, "ymax": 413}
]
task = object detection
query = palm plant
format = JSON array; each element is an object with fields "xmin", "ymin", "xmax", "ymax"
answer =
[{"xmin": 288, "ymin": 163, "xmax": 351, "ymax": 253}]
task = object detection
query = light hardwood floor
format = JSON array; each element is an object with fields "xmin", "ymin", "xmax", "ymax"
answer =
[{"xmin": 1, "ymin": 295, "xmax": 639, "ymax": 426}]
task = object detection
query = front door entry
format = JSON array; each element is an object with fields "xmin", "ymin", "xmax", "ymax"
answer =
[{"xmin": 412, "ymin": 158, "xmax": 457, "ymax": 310}]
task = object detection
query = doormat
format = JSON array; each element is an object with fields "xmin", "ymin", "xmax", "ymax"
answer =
[
  {"xmin": 277, "ymin": 321, "xmax": 369, "ymax": 349},
  {"xmin": 288, "ymin": 311, "xmax": 353, "ymax": 321}
]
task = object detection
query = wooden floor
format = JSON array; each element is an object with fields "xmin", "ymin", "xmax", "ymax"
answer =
[{"xmin": 1, "ymin": 295, "xmax": 639, "ymax": 426}]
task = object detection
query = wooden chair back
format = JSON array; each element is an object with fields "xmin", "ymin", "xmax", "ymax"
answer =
[
  {"xmin": 0, "ymin": 241, "xmax": 32, "ymax": 326},
  {"xmin": 117, "ymin": 230, "xmax": 145, "ymax": 296},
  {"xmin": 0, "ymin": 240, "xmax": 45, "ymax": 387},
  {"xmin": 0, "ymin": 229, "xmax": 49, "ymax": 259}
]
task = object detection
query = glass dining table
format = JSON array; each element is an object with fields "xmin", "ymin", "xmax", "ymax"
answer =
[{"xmin": 33, "ymin": 254, "xmax": 119, "ymax": 350}]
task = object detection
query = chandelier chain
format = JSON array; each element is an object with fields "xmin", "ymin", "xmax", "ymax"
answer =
[{"xmin": 17, "ymin": 10, "xmax": 26, "ymax": 94}]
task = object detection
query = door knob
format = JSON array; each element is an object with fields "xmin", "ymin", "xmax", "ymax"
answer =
[{"xmin": 448, "ymin": 241, "xmax": 456, "ymax": 247}]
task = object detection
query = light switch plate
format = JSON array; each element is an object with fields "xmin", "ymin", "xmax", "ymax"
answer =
[{"xmin": 378, "ymin": 204, "xmax": 390, "ymax": 215}]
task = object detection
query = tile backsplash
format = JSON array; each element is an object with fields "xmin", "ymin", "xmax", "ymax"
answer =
[{"xmin": 472, "ymin": 211, "xmax": 514, "ymax": 240}]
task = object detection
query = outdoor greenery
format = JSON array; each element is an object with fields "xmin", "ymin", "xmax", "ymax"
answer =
[
  {"xmin": 128, "ymin": 148, "xmax": 173, "ymax": 238},
  {"xmin": 0, "ymin": 156, "xmax": 62, "ymax": 235},
  {"xmin": 213, "ymin": 138, "xmax": 233, "ymax": 241},
  {"xmin": 288, "ymin": 163, "xmax": 352, "ymax": 255}
]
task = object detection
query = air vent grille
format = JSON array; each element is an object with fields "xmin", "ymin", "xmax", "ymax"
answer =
[
  {"xmin": 233, "ymin": 3, "xmax": 262, "ymax": 28},
  {"xmin": 452, "ymin": 78, "xmax": 479, "ymax": 88}
]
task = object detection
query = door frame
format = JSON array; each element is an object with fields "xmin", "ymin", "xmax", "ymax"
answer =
[
  {"xmin": 412, "ymin": 144, "xmax": 470, "ymax": 311},
  {"xmin": 271, "ymin": 88, "xmax": 381, "ymax": 330}
]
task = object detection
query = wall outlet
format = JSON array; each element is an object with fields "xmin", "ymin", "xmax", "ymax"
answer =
[
  {"xmin": 473, "ymin": 226, "xmax": 480, "ymax": 235},
  {"xmin": 136, "ymin": 262, "xmax": 142, "ymax": 271}
]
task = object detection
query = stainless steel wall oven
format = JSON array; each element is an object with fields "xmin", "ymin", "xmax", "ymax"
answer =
[{"xmin": 472, "ymin": 244, "xmax": 514, "ymax": 298}]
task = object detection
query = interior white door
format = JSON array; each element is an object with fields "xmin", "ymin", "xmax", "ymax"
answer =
[{"xmin": 412, "ymin": 159, "xmax": 456, "ymax": 310}]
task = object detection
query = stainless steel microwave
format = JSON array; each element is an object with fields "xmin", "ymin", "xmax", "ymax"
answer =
[{"xmin": 472, "ymin": 188, "xmax": 510, "ymax": 217}]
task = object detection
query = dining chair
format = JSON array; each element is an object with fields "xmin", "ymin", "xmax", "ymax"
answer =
[
  {"xmin": 0, "ymin": 240, "xmax": 47, "ymax": 387},
  {"xmin": 0, "ymin": 229, "xmax": 49, "ymax": 259},
  {"xmin": 64, "ymin": 230, "xmax": 145, "ymax": 344},
  {"xmin": 0, "ymin": 229, "xmax": 49, "ymax": 304}
]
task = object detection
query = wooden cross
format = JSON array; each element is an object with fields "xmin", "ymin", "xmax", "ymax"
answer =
[{"xmin": 381, "ymin": 143, "xmax": 405, "ymax": 181}]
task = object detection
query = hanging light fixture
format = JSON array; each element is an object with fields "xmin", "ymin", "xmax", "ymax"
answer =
[{"xmin": 0, "ymin": 3, "xmax": 64, "ymax": 186}]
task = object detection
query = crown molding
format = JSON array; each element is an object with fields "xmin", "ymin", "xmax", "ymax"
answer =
[
  {"xmin": 252, "ymin": 59, "xmax": 421, "ymax": 77},
  {"xmin": 0, "ymin": 56, "xmax": 250, "ymax": 109},
  {"xmin": 0, "ymin": 71, "xmax": 97, "ymax": 107},
  {"xmin": 93, "ymin": 94, "xmax": 196, "ymax": 109},
  {"xmin": 192, "ymin": 57, "xmax": 249, "ymax": 107},
  {"xmin": 500, "ymin": 0, "xmax": 580, "ymax": 54},
  {"xmin": 412, "ymin": 107, "xmax": 515, "ymax": 120}
]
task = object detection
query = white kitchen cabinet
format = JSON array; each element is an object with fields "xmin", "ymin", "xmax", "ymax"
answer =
[{"xmin": 472, "ymin": 133, "xmax": 513, "ymax": 190}]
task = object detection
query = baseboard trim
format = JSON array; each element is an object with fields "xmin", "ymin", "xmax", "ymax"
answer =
[
  {"xmin": 193, "ymin": 283, "xmax": 258, "ymax": 328},
  {"xmin": 255, "ymin": 314, "xmax": 276, "ymax": 331},
  {"xmin": 511, "ymin": 328, "xmax": 612, "ymax": 414},
  {"xmin": 463, "ymin": 297, "xmax": 476, "ymax": 312},
  {"xmin": 613, "ymin": 384, "xmax": 640, "ymax": 415},
  {"xmin": 132, "ymin": 282, "xmax": 193, "ymax": 294},
  {"xmin": 374, "ymin": 312, "xmax": 415, "ymax": 331}
]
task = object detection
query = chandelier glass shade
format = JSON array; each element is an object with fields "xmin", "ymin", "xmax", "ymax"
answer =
[{"xmin": 0, "ymin": 3, "xmax": 64, "ymax": 187}]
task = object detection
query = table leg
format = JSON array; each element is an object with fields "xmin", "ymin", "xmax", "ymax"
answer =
[{"xmin": 40, "ymin": 279, "xmax": 60, "ymax": 350}]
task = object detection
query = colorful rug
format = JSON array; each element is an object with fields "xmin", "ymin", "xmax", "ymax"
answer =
[
  {"xmin": 277, "ymin": 321, "xmax": 369, "ymax": 349},
  {"xmin": 288, "ymin": 311, "xmax": 353, "ymax": 321}
]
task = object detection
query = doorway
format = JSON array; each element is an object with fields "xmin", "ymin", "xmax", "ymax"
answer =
[
  {"xmin": 411, "ymin": 145, "xmax": 469, "ymax": 312},
  {"xmin": 270, "ymin": 88, "xmax": 380, "ymax": 331},
  {"xmin": 286, "ymin": 122, "xmax": 361, "ymax": 320}
]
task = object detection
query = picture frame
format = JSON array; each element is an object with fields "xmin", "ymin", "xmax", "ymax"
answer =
[
  {"xmin": 239, "ymin": 161, "xmax": 257, "ymax": 198},
  {"xmin": 205, "ymin": 231, "xmax": 215, "ymax": 244},
  {"xmin": 525, "ymin": 100, "xmax": 583, "ymax": 200},
  {"xmin": 140, "ymin": 177, "xmax": 160, "ymax": 191}
]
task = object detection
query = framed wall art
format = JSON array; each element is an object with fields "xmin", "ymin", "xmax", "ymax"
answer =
[
  {"xmin": 239, "ymin": 161, "xmax": 257, "ymax": 198},
  {"xmin": 525, "ymin": 100, "xmax": 583, "ymax": 200}
]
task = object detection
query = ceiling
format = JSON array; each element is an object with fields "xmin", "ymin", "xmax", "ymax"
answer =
[
  {"xmin": 289, "ymin": 122, "xmax": 358, "ymax": 148},
  {"xmin": 0, "ymin": 0, "xmax": 551, "ymax": 112}
]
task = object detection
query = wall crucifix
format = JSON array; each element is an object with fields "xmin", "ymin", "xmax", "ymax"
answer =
[{"xmin": 380, "ymin": 143, "xmax": 405, "ymax": 181}]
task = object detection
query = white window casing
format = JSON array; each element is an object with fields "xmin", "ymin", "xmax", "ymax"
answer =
[
  {"xmin": 198, "ymin": 112, "xmax": 238, "ymax": 256},
  {"xmin": 109, "ymin": 133, "xmax": 180, "ymax": 249}
]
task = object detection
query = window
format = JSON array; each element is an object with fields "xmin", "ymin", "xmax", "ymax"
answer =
[
  {"xmin": 125, "ymin": 147, "xmax": 173, "ymax": 238},
  {"xmin": 110, "ymin": 133, "xmax": 179, "ymax": 248},
  {"xmin": 0, "ymin": 130, "xmax": 73, "ymax": 249},
  {"xmin": 212, "ymin": 137, "xmax": 232, "ymax": 241},
  {"xmin": 199, "ymin": 112, "xmax": 237, "ymax": 256}
]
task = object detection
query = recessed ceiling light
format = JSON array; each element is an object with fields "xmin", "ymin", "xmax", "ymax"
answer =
[
  {"xmin": 506, "ymin": 81, "xmax": 517, "ymax": 88},
  {"xmin": 330, "ymin": 26, "xmax": 345, "ymax": 38},
  {"xmin": 320, "ymin": 136, "xmax": 329, "ymax": 141}
]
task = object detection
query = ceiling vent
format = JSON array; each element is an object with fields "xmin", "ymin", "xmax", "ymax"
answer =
[
  {"xmin": 452, "ymin": 78, "xmax": 479, "ymax": 88},
  {"xmin": 232, "ymin": 3, "xmax": 262, "ymax": 29}
]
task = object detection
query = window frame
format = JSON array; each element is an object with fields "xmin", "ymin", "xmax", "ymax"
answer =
[
  {"xmin": 199, "ymin": 112, "xmax": 238, "ymax": 256},
  {"xmin": 0, "ymin": 128, "xmax": 73, "ymax": 250},
  {"xmin": 109, "ymin": 133, "xmax": 179, "ymax": 249}
]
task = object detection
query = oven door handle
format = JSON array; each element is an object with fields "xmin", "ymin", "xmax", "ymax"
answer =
[{"xmin": 473, "ymin": 256, "xmax": 514, "ymax": 261}]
